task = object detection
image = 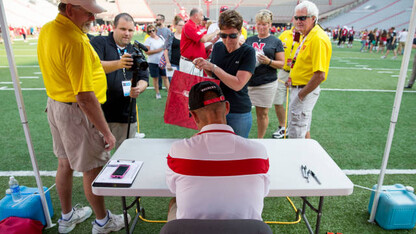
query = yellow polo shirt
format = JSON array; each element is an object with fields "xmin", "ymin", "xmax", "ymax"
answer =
[
  {"xmin": 290, "ymin": 25, "xmax": 332, "ymax": 86},
  {"xmin": 278, "ymin": 28, "xmax": 303, "ymax": 72},
  {"xmin": 38, "ymin": 14, "xmax": 107, "ymax": 103}
]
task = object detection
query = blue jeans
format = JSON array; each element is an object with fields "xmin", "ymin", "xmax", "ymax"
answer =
[{"xmin": 226, "ymin": 112, "xmax": 252, "ymax": 138}]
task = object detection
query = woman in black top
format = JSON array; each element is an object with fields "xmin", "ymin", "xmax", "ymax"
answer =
[
  {"xmin": 164, "ymin": 16, "xmax": 184, "ymax": 80},
  {"xmin": 193, "ymin": 10, "xmax": 256, "ymax": 138},
  {"xmin": 246, "ymin": 9, "xmax": 284, "ymax": 138}
]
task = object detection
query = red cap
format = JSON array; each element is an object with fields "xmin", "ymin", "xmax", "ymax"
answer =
[{"xmin": 220, "ymin": 5, "xmax": 229, "ymax": 13}]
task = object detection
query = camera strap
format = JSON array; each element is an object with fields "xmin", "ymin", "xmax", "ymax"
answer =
[{"xmin": 117, "ymin": 47, "xmax": 128, "ymax": 81}]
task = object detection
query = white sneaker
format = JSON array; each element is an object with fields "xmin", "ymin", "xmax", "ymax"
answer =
[
  {"xmin": 381, "ymin": 56, "xmax": 386, "ymax": 59},
  {"xmin": 156, "ymin": 93, "xmax": 162, "ymax": 99},
  {"xmin": 58, "ymin": 205, "xmax": 92, "ymax": 233},
  {"xmin": 272, "ymin": 126, "xmax": 287, "ymax": 139},
  {"xmin": 392, "ymin": 56, "xmax": 397, "ymax": 60},
  {"xmin": 92, "ymin": 211, "xmax": 131, "ymax": 234},
  {"xmin": 135, "ymin": 132, "xmax": 146, "ymax": 138}
]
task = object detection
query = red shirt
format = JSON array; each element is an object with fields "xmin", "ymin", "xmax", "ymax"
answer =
[{"xmin": 181, "ymin": 19, "xmax": 207, "ymax": 60}]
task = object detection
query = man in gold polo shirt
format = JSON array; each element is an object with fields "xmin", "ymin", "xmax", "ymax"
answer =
[
  {"xmin": 38, "ymin": 1, "xmax": 127, "ymax": 233},
  {"xmin": 287, "ymin": 0, "xmax": 332, "ymax": 139}
]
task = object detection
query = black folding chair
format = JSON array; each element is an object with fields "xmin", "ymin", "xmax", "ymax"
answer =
[{"xmin": 160, "ymin": 219, "xmax": 273, "ymax": 234}]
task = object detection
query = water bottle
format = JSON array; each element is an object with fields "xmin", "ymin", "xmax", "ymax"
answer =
[{"xmin": 9, "ymin": 176, "xmax": 21, "ymax": 202}]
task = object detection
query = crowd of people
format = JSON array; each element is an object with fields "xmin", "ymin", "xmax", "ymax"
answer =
[
  {"xmin": 36, "ymin": 0, "xmax": 332, "ymax": 232},
  {"xmin": 327, "ymin": 25, "xmax": 409, "ymax": 60}
]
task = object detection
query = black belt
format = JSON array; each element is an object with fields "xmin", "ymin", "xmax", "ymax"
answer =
[
  {"xmin": 283, "ymin": 69, "xmax": 290, "ymax": 73},
  {"xmin": 180, "ymin": 56, "xmax": 192, "ymax": 62},
  {"xmin": 291, "ymin": 85, "xmax": 306, "ymax": 88},
  {"xmin": 63, "ymin": 102, "xmax": 76, "ymax": 106}
]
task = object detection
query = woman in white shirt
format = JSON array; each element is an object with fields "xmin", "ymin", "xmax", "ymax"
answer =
[{"xmin": 144, "ymin": 24, "xmax": 170, "ymax": 99}]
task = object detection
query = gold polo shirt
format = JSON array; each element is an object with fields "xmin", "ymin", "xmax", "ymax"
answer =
[
  {"xmin": 290, "ymin": 25, "xmax": 332, "ymax": 86},
  {"xmin": 38, "ymin": 14, "xmax": 107, "ymax": 103}
]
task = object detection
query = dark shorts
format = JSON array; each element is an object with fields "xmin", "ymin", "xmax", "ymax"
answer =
[
  {"xmin": 149, "ymin": 63, "xmax": 166, "ymax": 78},
  {"xmin": 387, "ymin": 43, "xmax": 396, "ymax": 50}
]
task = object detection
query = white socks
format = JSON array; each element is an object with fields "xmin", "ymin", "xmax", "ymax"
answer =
[
  {"xmin": 95, "ymin": 210, "xmax": 110, "ymax": 226},
  {"xmin": 61, "ymin": 208, "xmax": 74, "ymax": 220}
]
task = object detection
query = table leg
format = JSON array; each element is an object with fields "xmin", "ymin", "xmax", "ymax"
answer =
[
  {"xmin": 121, "ymin": 196, "xmax": 142, "ymax": 234},
  {"xmin": 315, "ymin": 196, "xmax": 324, "ymax": 234},
  {"xmin": 121, "ymin": 196, "xmax": 130, "ymax": 234},
  {"xmin": 300, "ymin": 196, "xmax": 325, "ymax": 234}
]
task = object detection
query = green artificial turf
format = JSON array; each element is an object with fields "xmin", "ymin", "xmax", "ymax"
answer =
[{"xmin": 0, "ymin": 35, "xmax": 415, "ymax": 233}]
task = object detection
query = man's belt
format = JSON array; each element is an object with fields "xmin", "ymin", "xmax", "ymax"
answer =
[
  {"xmin": 180, "ymin": 56, "xmax": 192, "ymax": 62},
  {"xmin": 291, "ymin": 85, "xmax": 306, "ymax": 88},
  {"xmin": 283, "ymin": 69, "xmax": 290, "ymax": 73},
  {"xmin": 62, "ymin": 102, "xmax": 76, "ymax": 106}
]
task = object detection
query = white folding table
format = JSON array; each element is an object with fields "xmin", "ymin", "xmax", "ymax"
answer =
[{"xmin": 92, "ymin": 138, "xmax": 353, "ymax": 234}]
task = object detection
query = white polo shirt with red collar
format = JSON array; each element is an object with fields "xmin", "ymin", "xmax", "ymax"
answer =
[{"xmin": 166, "ymin": 124, "xmax": 270, "ymax": 220}]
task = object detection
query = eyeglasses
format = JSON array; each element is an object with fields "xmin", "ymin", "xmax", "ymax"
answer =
[
  {"xmin": 219, "ymin": 33, "xmax": 238, "ymax": 39},
  {"xmin": 148, "ymin": 29, "xmax": 155, "ymax": 33},
  {"xmin": 294, "ymin": 15, "xmax": 312, "ymax": 21},
  {"xmin": 177, "ymin": 24, "xmax": 184, "ymax": 27},
  {"xmin": 156, "ymin": 18, "xmax": 162, "ymax": 21}
]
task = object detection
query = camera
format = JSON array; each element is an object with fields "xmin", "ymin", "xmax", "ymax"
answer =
[{"xmin": 130, "ymin": 40, "xmax": 149, "ymax": 72}]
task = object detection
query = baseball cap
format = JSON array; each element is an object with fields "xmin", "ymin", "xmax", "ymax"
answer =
[
  {"xmin": 220, "ymin": 5, "xmax": 229, "ymax": 13},
  {"xmin": 61, "ymin": 0, "xmax": 106, "ymax": 14},
  {"xmin": 189, "ymin": 81, "xmax": 225, "ymax": 111}
]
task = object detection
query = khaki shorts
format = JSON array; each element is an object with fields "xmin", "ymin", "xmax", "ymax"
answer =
[
  {"xmin": 287, "ymin": 86, "xmax": 320, "ymax": 138},
  {"xmin": 273, "ymin": 70, "xmax": 290, "ymax": 105},
  {"xmin": 248, "ymin": 80, "xmax": 278, "ymax": 108},
  {"xmin": 46, "ymin": 98, "xmax": 110, "ymax": 172},
  {"xmin": 108, "ymin": 122, "xmax": 137, "ymax": 150}
]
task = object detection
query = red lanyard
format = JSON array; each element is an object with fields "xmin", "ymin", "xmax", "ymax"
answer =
[{"xmin": 290, "ymin": 33, "xmax": 308, "ymax": 69}]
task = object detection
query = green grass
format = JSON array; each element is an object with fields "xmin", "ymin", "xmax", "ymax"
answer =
[{"xmin": 0, "ymin": 35, "xmax": 416, "ymax": 233}]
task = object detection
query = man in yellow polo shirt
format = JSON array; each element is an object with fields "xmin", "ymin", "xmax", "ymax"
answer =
[
  {"xmin": 287, "ymin": 0, "xmax": 332, "ymax": 139},
  {"xmin": 38, "ymin": 1, "xmax": 127, "ymax": 233}
]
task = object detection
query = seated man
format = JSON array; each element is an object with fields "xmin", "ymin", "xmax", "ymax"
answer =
[{"xmin": 166, "ymin": 81, "xmax": 270, "ymax": 221}]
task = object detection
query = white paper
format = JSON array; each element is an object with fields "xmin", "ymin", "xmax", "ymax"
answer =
[
  {"xmin": 94, "ymin": 159, "xmax": 143, "ymax": 185},
  {"xmin": 166, "ymin": 66, "xmax": 177, "ymax": 77}
]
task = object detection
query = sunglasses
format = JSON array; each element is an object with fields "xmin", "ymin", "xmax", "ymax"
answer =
[
  {"xmin": 219, "ymin": 33, "xmax": 238, "ymax": 39},
  {"xmin": 294, "ymin": 15, "xmax": 312, "ymax": 21},
  {"xmin": 148, "ymin": 29, "xmax": 155, "ymax": 33}
]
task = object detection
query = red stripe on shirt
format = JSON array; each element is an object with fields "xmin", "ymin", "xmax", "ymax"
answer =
[
  {"xmin": 167, "ymin": 154, "xmax": 269, "ymax": 176},
  {"xmin": 196, "ymin": 129, "xmax": 236, "ymax": 135}
]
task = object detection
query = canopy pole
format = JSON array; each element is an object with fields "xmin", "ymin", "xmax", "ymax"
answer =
[
  {"xmin": 0, "ymin": 0, "xmax": 53, "ymax": 228},
  {"xmin": 368, "ymin": 0, "xmax": 416, "ymax": 223}
]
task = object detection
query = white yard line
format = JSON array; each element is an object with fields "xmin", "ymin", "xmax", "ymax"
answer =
[
  {"xmin": 0, "ymin": 65, "xmax": 39, "ymax": 68},
  {"xmin": 0, "ymin": 169, "xmax": 415, "ymax": 177},
  {"xmin": 20, "ymin": 76, "xmax": 39, "ymax": 79},
  {"xmin": 1, "ymin": 87, "xmax": 416, "ymax": 93},
  {"xmin": 0, "ymin": 55, "xmax": 37, "ymax": 57}
]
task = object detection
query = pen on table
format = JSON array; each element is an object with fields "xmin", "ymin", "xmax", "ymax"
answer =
[
  {"xmin": 310, "ymin": 170, "xmax": 321, "ymax": 185},
  {"xmin": 301, "ymin": 165, "xmax": 309, "ymax": 183}
]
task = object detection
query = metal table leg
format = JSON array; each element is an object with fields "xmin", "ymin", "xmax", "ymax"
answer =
[
  {"xmin": 299, "ymin": 196, "xmax": 324, "ymax": 234},
  {"xmin": 121, "ymin": 196, "xmax": 141, "ymax": 234}
]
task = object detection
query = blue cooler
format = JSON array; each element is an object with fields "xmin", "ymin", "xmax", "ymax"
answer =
[
  {"xmin": 0, "ymin": 186, "xmax": 54, "ymax": 226},
  {"xmin": 368, "ymin": 184, "xmax": 416, "ymax": 230}
]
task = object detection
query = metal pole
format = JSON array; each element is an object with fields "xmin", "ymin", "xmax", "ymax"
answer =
[
  {"xmin": 0, "ymin": 0, "xmax": 53, "ymax": 228},
  {"xmin": 368, "ymin": 0, "xmax": 416, "ymax": 223}
]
